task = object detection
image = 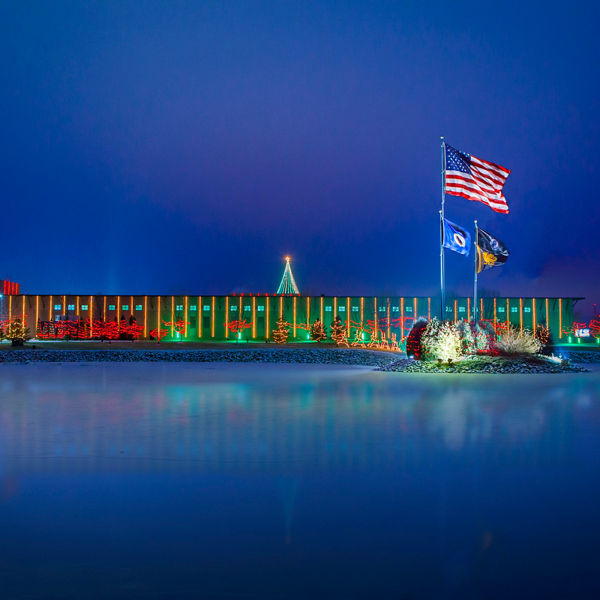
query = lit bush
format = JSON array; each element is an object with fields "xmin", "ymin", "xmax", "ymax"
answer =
[
  {"xmin": 535, "ymin": 325, "xmax": 551, "ymax": 347},
  {"xmin": 2, "ymin": 320, "xmax": 31, "ymax": 346},
  {"xmin": 474, "ymin": 321, "xmax": 495, "ymax": 354},
  {"xmin": 405, "ymin": 317, "xmax": 429, "ymax": 359},
  {"xmin": 456, "ymin": 320, "xmax": 475, "ymax": 354},
  {"xmin": 495, "ymin": 326, "xmax": 541, "ymax": 355},
  {"xmin": 421, "ymin": 319, "xmax": 462, "ymax": 362}
]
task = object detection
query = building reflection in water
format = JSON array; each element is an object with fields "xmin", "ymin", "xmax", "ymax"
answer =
[
  {"xmin": 0, "ymin": 364, "xmax": 599, "ymax": 598},
  {"xmin": 0, "ymin": 365, "xmax": 598, "ymax": 477}
]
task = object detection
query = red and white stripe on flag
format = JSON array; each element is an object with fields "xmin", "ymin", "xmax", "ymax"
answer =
[{"xmin": 445, "ymin": 149, "xmax": 511, "ymax": 214}]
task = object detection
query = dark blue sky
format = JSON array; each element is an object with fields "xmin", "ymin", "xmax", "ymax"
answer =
[{"xmin": 2, "ymin": 1, "xmax": 598, "ymax": 310}]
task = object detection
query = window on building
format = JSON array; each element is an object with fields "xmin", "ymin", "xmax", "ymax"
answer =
[
  {"xmin": 406, "ymin": 306, "xmax": 413, "ymax": 312},
  {"xmin": 392, "ymin": 306, "xmax": 399, "ymax": 312},
  {"xmin": 378, "ymin": 307, "xmax": 386, "ymax": 312},
  {"xmin": 339, "ymin": 306, "xmax": 345, "ymax": 312},
  {"xmin": 122, "ymin": 305, "xmax": 129, "ymax": 311},
  {"xmin": 203, "ymin": 305, "xmax": 211, "ymax": 311},
  {"xmin": 244, "ymin": 305, "xmax": 251, "ymax": 312},
  {"xmin": 190, "ymin": 305, "xmax": 197, "ymax": 311},
  {"xmin": 257, "ymin": 305, "xmax": 265, "ymax": 312},
  {"xmin": 176, "ymin": 305, "xmax": 184, "ymax": 311},
  {"xmin": 511, "ymin": 307, "xmax": 518, "ymax": 313},
  {"xmin": 459, "ymin": 307, "xmax": 465, "ymax": 313},
  {"xmin": 108, "ymin": 305, "xmax": 115, "ymax": 310},
  {"xmin": 446, "ymin": 306, "xmax": 452, "ymax": 312},
  {"xmin": 325, "ymin": 306, "xmax": 332, "ymax": 312},
  {"xmin": 81, "ymin": 304, "xmax": 88, "ymax": 311},
  {"xmin": 498, "ymin": 307, "xmax": 505, "ymax": 313},
  {"xmin": 54, "ymin": 304, "xmax": 62, "ymax": 310},
  {"xmin": 67, "ymin": 304, "xmax": 75, "ymax": 310},
  {"xmin": 524, "ymin": 307, "xmax": 531, "ymax": 313},
  {"xmin": 136, "ymin": 304, "xmax": 143, "ymax": 311},
  {"xmin": 352, "ymin": 306, "xmax": 359, "ymax": 312}
]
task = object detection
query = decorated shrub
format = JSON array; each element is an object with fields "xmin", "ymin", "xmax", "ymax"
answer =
[
  {"xmin": 421, "ymin": 319, "xmax": 462, "ymax": 362},
  {"xmin": 474, "ymin": 321, "xmax": 496, "ymax": 354},
  {"xmin": 456, "ymin": 320, "xmax": 475, "ymax": 355},
  {"xmin": 535, "ymin": 325, "xmax": 551, "ymax": 350},
  {"xmin": 3, "ymin": 320, "xmax": 31, "ymax": 346},
  {"xmin": 405, "ymin": 317, "xmax": 428, "ymax": 360}
]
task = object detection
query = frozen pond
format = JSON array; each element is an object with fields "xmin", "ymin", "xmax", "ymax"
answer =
[{"xmin": 1, "ymin": 362, "xmax": 599, "ymax": 599}]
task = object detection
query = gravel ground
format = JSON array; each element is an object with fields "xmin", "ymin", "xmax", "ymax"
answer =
[
  {"xmin": 0, "ymin": 347, "xmax": 399, "ymax": 367},
  {"xmin": 379, "ymin": 354, "xmax": 587, "ymax": 374}
]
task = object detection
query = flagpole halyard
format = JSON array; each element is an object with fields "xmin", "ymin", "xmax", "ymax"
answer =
[{"xmin": 440, "ymin": 137, "xmax": 446, "ymax": 320}]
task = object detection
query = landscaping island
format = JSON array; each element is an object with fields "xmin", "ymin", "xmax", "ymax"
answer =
[{"xmin": 380, "ymin": 354, "xmax": 588, "ymax": 374}]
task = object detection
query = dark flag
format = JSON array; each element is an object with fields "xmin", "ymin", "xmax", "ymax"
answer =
[
  {"xmin": 476, "ymin": 228, "xmax": 510, "ymax": 273},
  {"xmin": 442, "ymin": 218, "xmax": 471, "ymax": 256}
]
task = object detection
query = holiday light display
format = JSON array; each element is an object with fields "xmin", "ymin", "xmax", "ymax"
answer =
[
  {"xmin": 277, "ymin": 257, "xmax": 300, "ymax": 295},
  {"xmin": 226, "ymin": 319, "xmax": 252, "ymax": 334},
  {"xmin": 330, "ymin": 316, "xmax": 349, "ymax": 347},
  {"xmin": 272, "ymin": 317, "xmax": 290, "ymax": 344},
  {"xmin": 1, "ymin": 320, "xmax": 30, "ymax": 345},
  {"xmin": 0, "ymin": 294, "xmax": 580, "ymax": 346},
  {"xmin": 310, "ymin": 319, "xmax": 327, "ymax": 342}
]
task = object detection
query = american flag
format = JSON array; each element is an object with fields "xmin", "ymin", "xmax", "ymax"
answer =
[{"xmin": 444, "ymin": 144, "xmax": 511, "ymax": 214}]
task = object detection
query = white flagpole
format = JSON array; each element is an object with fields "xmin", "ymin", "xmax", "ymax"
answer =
[
  {"xmin": 440, "ymin": 137, "xmax": 446, "ymax": 320},
  {"xmin": 473, "ymin": 220, "xmax": 479, "ymax": 323}
]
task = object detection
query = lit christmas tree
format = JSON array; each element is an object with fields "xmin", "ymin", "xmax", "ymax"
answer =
[
  {"xmin": 310, "ymin": 318, "xmax": 327, "ymax": 342},
  {"xmin": 330, "ymin": 316, "xmax": 348, "ymax": 347},
  {"xmin": 2, "ymin": 320, "xmax": 31, "ymax": 346},
  {"xmin": 276, "ymin": 256, "xmax": 300, "ymax": 294},
  {"xmin": 272, "ymin": 316, "xmax": 290, "ymax": 344}
]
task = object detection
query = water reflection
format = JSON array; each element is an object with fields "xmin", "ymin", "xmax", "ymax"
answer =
[
  {"xmin": 0, "ymin": 363, "xmax": 599, "ymax": 599},
  {"xmin": 1, "ymin": 366, "xmax": 598, "ymax": 475}
]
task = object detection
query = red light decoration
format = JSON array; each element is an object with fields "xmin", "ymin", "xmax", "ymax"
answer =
[
  {"xmin": 226, "ymin": 319, "xmax": 253, "ymax": 334},
  {"xmin": 161, "ymin": 318, "xmax": 189, "ymax": 336}
]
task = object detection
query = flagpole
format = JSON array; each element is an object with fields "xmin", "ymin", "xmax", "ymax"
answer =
[
  {"xmin": 473, "ymin": 220, "xmax": 478, "ymax": 323},
  {"xmin": 440, "ymin": 137, "xmax": 446, "ymax": 320}
]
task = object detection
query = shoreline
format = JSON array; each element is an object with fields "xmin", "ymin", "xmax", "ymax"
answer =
[
  {"xmin": 0, "ymin": 346, "xmax": 399, "ymax": 367},
  {"xmin": 2, "ymin": 345, "xmax": 597, "ymax": 373}
]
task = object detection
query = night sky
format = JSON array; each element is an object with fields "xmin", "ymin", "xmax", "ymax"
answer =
[{"xmin": 2, "ymin": 2, "xmax": 598, "ymax": 313}]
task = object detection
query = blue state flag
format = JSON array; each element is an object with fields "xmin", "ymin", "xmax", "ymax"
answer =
[{"xmin": 442, "ymin": 218, "xmax": 471, "ymax": 256}]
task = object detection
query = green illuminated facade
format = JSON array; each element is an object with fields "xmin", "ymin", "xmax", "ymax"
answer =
[{"xmin": 13, "ymin": 294, "xmax": 580, "ymax": 343}]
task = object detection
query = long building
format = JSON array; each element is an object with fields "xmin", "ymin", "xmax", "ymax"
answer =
[{"xmin": 0, "ymin": 293, "xmax": 580, "ymax": 343}]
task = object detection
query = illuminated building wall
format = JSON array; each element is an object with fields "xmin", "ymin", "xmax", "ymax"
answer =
[{"xmin": 7, "ymin": 294, "xmax": 579, "ymax": 343}]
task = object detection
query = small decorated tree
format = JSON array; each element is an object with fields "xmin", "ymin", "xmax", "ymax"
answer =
[
  {"xmin": 272, "ymin": 317, "xmax": 290, "ymax": 344},
  {"xmin": 310, "ymin": 318, "xmax": 327, "ymax": 342},
  {"xmin": 124, "ymin": 321, "xmax": 145, "ymax": 340},
  {"xmin": 149, "ymin": 327, "xmax": 169, "ymax": 342},
  {"xmin": 534, "ymin": 325, "xmax": 551, "ymax": 348},
  {"xmin": 3, "ymin": 320, "xmax": 31, "ymax": 346},
  {"xmin": 330, "ymin": 316, "xmax": 348, "ymax": 347}
]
